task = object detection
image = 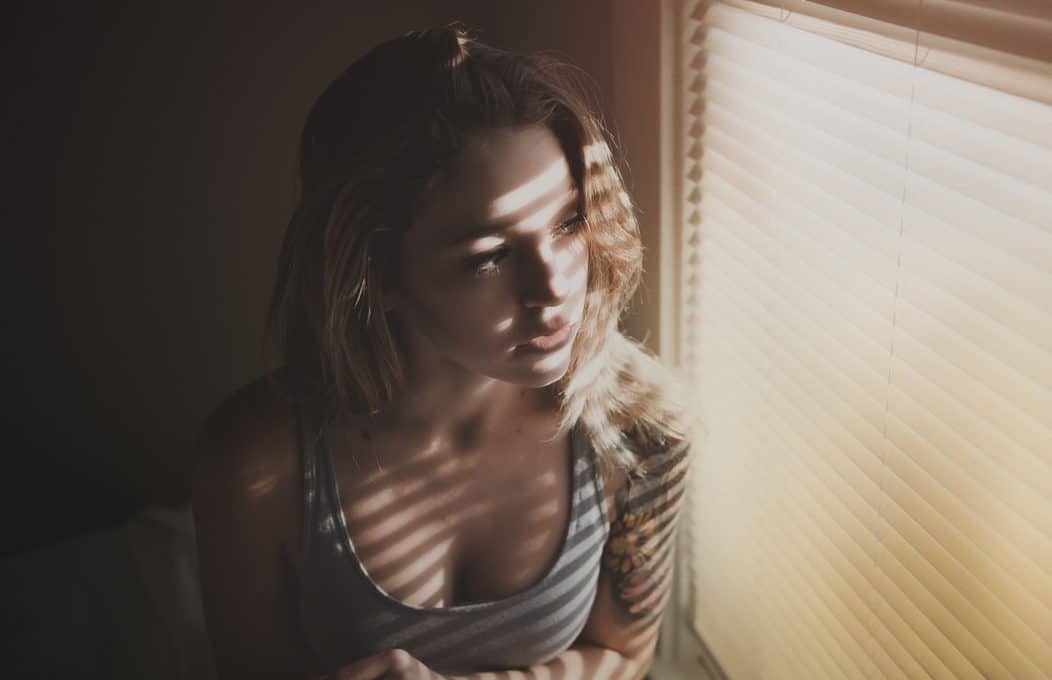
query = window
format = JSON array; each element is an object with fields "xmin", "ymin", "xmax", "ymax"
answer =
[{"xmin": 667, "ymin": 1, "xmax": 1052, "ymax": 677}]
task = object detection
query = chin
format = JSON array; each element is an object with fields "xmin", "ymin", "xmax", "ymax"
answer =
[
  {"xmin": 516, "ymin": 371, "xmax": 567, "ymax": 389},
  {"xmin": 505, "ymin": 352, "xmax": 573, "ymax": 388}
]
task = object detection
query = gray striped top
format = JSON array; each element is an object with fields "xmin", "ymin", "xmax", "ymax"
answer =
[{"xmin": 290, "ymin": 400, "xmax": 611, "ymax": 676}]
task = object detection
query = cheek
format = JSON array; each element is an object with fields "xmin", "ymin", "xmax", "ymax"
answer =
[
  {"xmin": 576, "ymin": 238, "xmax": 591, "ymax": 277},
  {"xmin": 404, "ymin": 263, "xmax": 513, "ymax": 341},
  {"xmin": 564, "ymin": 238, "xmax": 591, "ymax": 298},
  {"xmin": 429, "ymin": 300, "xmax": 518, "ymax": 361},
  {"xmin": 403, "ymin": 237, "xmax": 590, "ymax": 346}
]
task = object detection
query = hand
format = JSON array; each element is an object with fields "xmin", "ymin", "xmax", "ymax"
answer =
[{"xmin": 314, "ymin": 648, "xmax": 447, "ymax": 680}]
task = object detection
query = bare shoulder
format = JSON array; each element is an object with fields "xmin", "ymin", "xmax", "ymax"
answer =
[
  {"xmin": 196, "ymin": 373, "xmax": 297, "ymax": 458},
  {"xmin": 192, "ymin": 372, "xmax": 301, "ymax": 548},
  {"xmin": 595, "ymin": 427, "xmax": 691, "ymax": 526},
  {"xmin": 191, "ymin": 372, "xmax": 313, "ymax": 678}
]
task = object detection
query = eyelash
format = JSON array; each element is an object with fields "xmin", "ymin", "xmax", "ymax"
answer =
[{"xmin": 466, "ymin": 213, "xmax": 587, "ymax": 279}]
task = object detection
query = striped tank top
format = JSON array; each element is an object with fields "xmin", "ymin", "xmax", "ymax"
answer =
[{"xmin": 290, "ymin": 399, "xmax": 612, "ymax": 676}]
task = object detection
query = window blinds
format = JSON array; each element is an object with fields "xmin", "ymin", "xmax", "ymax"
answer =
[{"xmin": 678, "ymin": 1, "xmax": 1052, "ymax": 678}]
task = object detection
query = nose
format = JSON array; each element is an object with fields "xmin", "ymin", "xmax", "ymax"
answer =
[{"xmin": 518, "ymin": 242, "xmax": 570, "ymax": 309}]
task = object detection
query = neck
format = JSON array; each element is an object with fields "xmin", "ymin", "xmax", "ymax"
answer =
[
  {"xmin": 369, "ymin": 379, "xmax": 537, "ymax": 446},
  {"xmin": 357, "ymin": 317, "xmax": 561, "ymax": 449}
]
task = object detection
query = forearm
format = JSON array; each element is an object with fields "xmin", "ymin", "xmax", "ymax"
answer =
[{"xmin": 444, "ymin": 642, "xmax": 653, "ymax": 680}]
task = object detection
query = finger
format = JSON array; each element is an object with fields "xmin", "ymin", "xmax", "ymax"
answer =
[
  {"xmin": 332, "ymin": 652, "xmax": 391, "ymax": 680},
  {"xmin": 337, "ymin": 649, "xmax": 413, "ymax": 680},
  {"xmin": 378, "ymin": 650, "xmax": 425, "ymax": 680}
]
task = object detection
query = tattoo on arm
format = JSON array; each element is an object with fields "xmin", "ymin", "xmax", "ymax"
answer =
[{"xmin": 602, "ymin": 437, "xmax": 691, "ymax": 623}]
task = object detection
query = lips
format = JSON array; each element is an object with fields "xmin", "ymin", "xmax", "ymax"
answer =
[
  {"xmin": 521, "ymin": 321, "xmax": 572, "ymax": 346},
  {"xmin": 517, "ymin": 321, "xmax": 575, "ymax": 352}
]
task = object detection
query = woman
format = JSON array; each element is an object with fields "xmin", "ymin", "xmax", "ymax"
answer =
[{"xmin": 192, "ymin": 23, "xmax": 692, "ymax": 680}]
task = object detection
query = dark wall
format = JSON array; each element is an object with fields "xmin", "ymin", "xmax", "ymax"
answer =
[{"xmin": 4, "ymin": 2, "xmax": 618, "ymax": 556}]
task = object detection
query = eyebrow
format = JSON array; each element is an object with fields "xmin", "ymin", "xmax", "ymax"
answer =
[{"xmin": 439, "ymin": 190, "xmax": 581, "ymax": 250}]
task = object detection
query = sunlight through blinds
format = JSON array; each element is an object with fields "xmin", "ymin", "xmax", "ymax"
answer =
[{"xmin": 678, "ymin": 1, "xmax": 1052, "ymax": 678}]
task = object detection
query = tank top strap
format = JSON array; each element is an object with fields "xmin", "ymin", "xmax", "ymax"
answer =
[
  {"xmin": 578, "ymin": 425, "xmax": 610, "ymax": 533},
  {"xmin": 591, "ymin": 450, "xmax": 607, "ymax": 523}
]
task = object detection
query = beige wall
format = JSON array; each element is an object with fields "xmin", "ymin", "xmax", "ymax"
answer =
[
  {"xmin": 611, "ymin": 1, "xmax": 666, "ymax": 352},
  {"xmin": 6, "ymin": 2, "xmax": 663, "ymax": 553}
]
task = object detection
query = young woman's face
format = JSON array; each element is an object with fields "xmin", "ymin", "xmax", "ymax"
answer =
[{"xmin": 392, "ymin": 124, "xmax": 590, "ymax": 388}]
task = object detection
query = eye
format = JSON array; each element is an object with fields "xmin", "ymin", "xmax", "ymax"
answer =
[
  {"xmin": 463, "ymin": 212, "xmax": 587, "ymax": 280},
  {"xmin": 556, "ymin": 212, "xmax": 587, "ymax": 236},
  {"xmin": 466, "ymin": 247, "xmax": 509, "ymax": 279}
]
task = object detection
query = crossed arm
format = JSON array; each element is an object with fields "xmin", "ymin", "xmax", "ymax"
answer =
[{"xmin": 447, "ymin": 437, "xmax": 693, "ymax": 680}]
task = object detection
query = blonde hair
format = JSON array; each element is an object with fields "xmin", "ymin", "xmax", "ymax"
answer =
[{"xmin": 265, "ymin": 23, "xmax": 689, "ymax": 475}]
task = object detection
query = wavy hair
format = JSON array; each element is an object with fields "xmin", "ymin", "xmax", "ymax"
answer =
[{"xmin": 265, "ymin": 23, "xmax": 689, "ymax": 474}]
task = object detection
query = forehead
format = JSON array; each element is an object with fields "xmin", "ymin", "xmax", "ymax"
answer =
[{"xmin": 412, "ymin": 125, "xmax": 578, "ymax": 245}]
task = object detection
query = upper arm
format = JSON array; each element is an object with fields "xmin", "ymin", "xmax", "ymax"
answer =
[
  {"xmin": 575, "ymin": 435, "xmax": 692, "ymax": 669},
  {"xmin": 191, "ymin": 380, "xmax": 311, "ymax": 680}
]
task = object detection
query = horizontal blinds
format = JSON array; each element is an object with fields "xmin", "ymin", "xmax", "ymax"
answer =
[
  {"xmin": 679, "ymin": 1, "xmax": 1052, "ymax": 678},
  {"xmin": 714, "ymin": 0, "xmax": 1052, "ymax": 105}
]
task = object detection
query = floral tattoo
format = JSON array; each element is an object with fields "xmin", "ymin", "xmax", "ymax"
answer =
[{"xmin": 603, "ymin": 435, "xmax": 691, "ymax": 622}]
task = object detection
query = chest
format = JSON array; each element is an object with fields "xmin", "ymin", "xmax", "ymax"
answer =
[{"xmin": 327, "ymin": 428, "xmax": 616, "ymax": 609}]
